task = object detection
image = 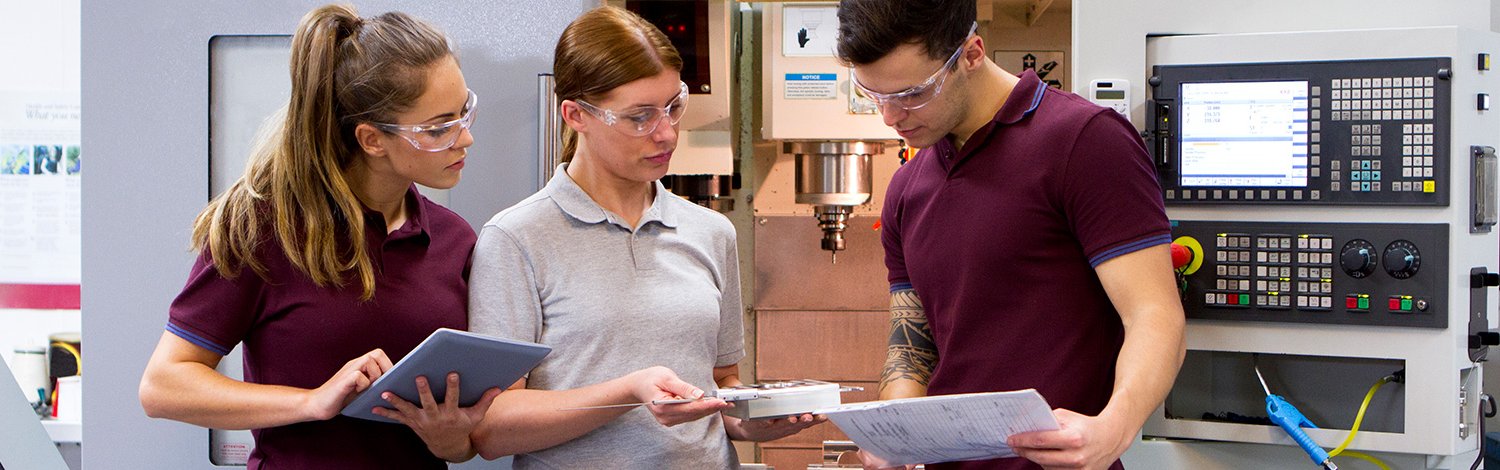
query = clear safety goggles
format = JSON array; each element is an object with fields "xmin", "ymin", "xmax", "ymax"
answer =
[
  {"xmin": 574, "ymin": 82, "xmax": 689, "ymax": 137},
  {"xmin": 850, "ymin": 22, "xmax": 978, "ymax": 111},
  {"xmin": 369, "ymin": 89, "xmax": 477, "ymax": 152}
]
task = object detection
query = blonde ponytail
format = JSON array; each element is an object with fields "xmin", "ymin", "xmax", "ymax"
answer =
[{"xmin": 192, "ymin": 4, "xmax": 452, "ymax": 300}]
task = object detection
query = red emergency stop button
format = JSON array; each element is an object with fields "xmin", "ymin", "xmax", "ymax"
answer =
[{"xmin": 1171, "ymin": 243, "xmax": 1194, "ymax": 270}]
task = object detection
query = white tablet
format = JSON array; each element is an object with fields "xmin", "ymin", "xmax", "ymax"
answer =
[{"xmin": 340, "ymin": 328, "xmax": 550, "ymax": 423}]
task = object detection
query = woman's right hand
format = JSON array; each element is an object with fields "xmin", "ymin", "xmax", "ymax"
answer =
[
  {"xmin": 628, "ymin": 366, "xmax": 732, "ymax": 427},
  {"xmin": 301, "ymin": 349, "xmax": 394, "ymax": 421}
]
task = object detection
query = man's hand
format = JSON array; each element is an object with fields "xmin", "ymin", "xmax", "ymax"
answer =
[{"xmin": 1008, "ymin": 408, "xmax": 1132, "ymax": 470}]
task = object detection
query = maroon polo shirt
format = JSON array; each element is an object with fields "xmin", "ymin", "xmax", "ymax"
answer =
[
  {"xmin": 166, "ymin": 186, "xmax": 474, "ymax": 469},
  {"xmin": 881, "ymin": 71, "xmax": 1170, "ymax": 470}
]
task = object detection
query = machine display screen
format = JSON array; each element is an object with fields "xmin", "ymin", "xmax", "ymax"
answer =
[
  {"xmin": 1094, "ymin": 90, "xmax": 1125, "ymax": 100},
  {"xmin": 1179, "ymin": 81, "xmax": 1309, "ymax": 187}
]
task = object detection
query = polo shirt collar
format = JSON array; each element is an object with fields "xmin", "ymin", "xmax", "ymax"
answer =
[
  {"xmin": 545, "ymin": 163, "xmax": 680, "ymax": 230},
  {"xmin": 363, "ymin": 184, "xmax": 430, "ymax": 242},
  {"xmin": 943, "ymin": 70, "xmax": 1048, "ymax": 164},
  {"xmin": 993, "ymin": 69, "xmax": 1048, "ymax": 125}
]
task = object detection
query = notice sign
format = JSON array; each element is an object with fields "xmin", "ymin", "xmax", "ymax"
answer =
[{"xmin": 785, "ymin": 73, "xmax": 838, "ymax": 100}]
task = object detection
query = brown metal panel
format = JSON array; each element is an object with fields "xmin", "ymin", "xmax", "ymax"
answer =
[
  {"xmin": 753, "ymin": 215, "xmax": 889, "ymax": 311},
  {"xmin": 756, "ymin": 310, "xmax": 887, "ymax": 381},
  {"xmin": 761, "ymin": 447, "xmax": 823, "ymax": 470}
]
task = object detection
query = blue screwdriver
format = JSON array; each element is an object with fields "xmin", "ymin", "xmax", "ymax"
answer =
[{"xmin": 1256, "ymin": 362, "xmax": 1338, "ymax": 470}]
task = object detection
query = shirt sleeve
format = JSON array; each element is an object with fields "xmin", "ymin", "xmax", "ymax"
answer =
[
  {"xmin": 1063, "ymin": 110, "xmax": 1173, "ymax": 267},
  {"xmin": 713, "ymin": 226, "xmax": 746, "ymax": 368},
  {"xmin": 882, "ymin": 162, "xmax": 914, "ymax": 291},
  {"xmin": 165, "ymin": 250, "xmax": 262, "ymax": 356},
  {"xmin": 468, "ymin": 224, "xmax": 544, "ymax": 344}
]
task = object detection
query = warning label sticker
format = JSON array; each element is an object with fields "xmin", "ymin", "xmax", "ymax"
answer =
[{"xmin": 785, "ymin": 73, "xmax": 837, "ymax": 100}]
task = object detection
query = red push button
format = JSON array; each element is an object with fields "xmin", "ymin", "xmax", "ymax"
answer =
[
  {"xmin": 1346, "ymin": 296, "xmax": 1359, "ymax": 309},
  {"xmin": 1389, "ymin": 298, "xmax": 1402, "ymax": 310},
  {"xmin": 1171, "ymin": 243, "xmax": 1194, "ymax": 270}
]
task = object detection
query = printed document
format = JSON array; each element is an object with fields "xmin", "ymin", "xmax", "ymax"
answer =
[{"xmin": 816, "ymin": 389, "xmax": 1059, "ymax": 466}]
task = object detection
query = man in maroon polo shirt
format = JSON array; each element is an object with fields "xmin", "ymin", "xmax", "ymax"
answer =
[{"xmin": 836, "ymin": 1, "xmax": 1186, "ymax": 469}]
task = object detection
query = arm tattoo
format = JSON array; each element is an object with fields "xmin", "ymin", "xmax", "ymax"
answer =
[{"xmin": 881, "ymin": 288, "xmax": 938, "ymax": 393}]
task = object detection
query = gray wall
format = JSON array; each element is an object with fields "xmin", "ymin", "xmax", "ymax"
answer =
[{"xmin": 82, "ymin": 1, "xmax": 589, "ymax": 467}]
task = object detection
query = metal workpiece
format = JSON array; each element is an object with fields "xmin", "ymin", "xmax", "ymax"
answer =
[{"xmin": 785, "ymin": 141, "xmax": 885, "ymax": 262}]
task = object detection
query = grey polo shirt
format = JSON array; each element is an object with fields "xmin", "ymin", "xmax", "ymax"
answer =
[{"xmin": 470, "ymin": 164, "xmax": 745, "ymax": 469}]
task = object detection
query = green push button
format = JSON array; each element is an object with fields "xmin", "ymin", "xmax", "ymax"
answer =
[
  {"xmin": 1401, "ymin": 298, "xmax": 1412, "ymax": 311},
  {"xmin": 1358, "ymin": 297, "xmax": 1369, "ymax": 309}
]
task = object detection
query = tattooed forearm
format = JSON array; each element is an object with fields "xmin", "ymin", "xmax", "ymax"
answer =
[{"xmin": 881, "ymin": 288, "xmax": 938, "ymax": 394}]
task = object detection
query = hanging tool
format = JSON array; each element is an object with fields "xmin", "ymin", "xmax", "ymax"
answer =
[{"xmin": 1255, "ymin": 359, "xmax": 1338, "ymax": 470}]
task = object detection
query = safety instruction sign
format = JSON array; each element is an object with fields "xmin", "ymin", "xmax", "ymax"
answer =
[
  {"xmin": 785, "ymin": 73, "xmax": 838, "ymax": 100},
  {"xmin": 782, "ymin": 5, "xmax": 839, "ymax": 57}
]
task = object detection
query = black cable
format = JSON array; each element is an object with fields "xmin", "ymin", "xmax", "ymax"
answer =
[{"xmin": 1471, "ymin": 392, "xmax": 1493, "ymax": 470}]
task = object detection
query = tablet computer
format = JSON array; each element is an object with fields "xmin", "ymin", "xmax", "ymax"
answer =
[{"xmin": 340, "ymin": 328, "xmax": 551, "ymax": 423}]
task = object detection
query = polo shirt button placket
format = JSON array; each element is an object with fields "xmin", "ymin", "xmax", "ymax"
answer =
[{"xmin": 629, "ymin": 232, "xmax": 638, "ymax": 270}]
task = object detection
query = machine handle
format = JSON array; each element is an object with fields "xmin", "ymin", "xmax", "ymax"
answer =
[{"xmin": 1267, "ymin": 395, "xmax": 1332, "ymax": 467}]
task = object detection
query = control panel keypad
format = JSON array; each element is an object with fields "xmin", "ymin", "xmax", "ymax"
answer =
[
  {"xmin": 1154, "ymin": 58, "xmax": 1449, "ymax": 207},
  {"xmin": 1177, "ymin": 221, "xmax": 1447, "ymax": 329},
  {"xmin": 1330, "ymin": 76, "xmax": 1434, "ymax": 122}
]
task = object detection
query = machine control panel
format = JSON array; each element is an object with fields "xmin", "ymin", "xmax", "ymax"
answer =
[
  {"xmin": 1173, "ymin": 221, "xmax": 1447, "ymax": 328},
  {"xmin": 1150, "ymin": 58, "xmax": 1451, "ymax": 206}
]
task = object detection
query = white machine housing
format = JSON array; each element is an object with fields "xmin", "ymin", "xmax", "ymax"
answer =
[
  {"xmin": 1138, "ymin": 27, "xmax": 1499, "ymax": 468},
  {"xmin": 760, "ymin": 2, "xmax": 896, "ymax": 142}
]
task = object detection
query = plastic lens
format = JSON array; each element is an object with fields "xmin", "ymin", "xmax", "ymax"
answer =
[
  {"xmin": 576, "ymin": 82, "xmax": 690, "ymax": 137},
  {"xmin": 851, "ymin": 22, "xmax": 977, "ymax": 112},
  {"xmin": 370, "ymin": 90, "xmax": 477, "ymax": 152}
]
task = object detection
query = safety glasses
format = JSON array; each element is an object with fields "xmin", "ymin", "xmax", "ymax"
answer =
[
  {"xmin": 850, "ymin": 22, "xmax": 978, "ymax": 112},
  {"xmin": 574, "ymin": 82, "xmax": 690, "ymax": 137},
  {"xmin": 369, "ymin": 89, "xmax": 477, "ymax": 152}
]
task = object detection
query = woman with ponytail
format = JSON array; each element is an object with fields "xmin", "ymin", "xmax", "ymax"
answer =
[
  {"xmin": 466, "ymin": 7, "xmax": 822, "ymax": 467},
  {"xmin": 139, "ymin": 5, "xmax": 491, "ymax": 467}
]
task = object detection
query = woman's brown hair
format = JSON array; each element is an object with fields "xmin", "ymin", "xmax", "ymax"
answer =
[
  {"xmin": 553, "ymin": 6, "xmax": 682, "ymax": 162},
  {"xmin": 192, "ymin": 4, "xmax": 452, "ymax": 300}
]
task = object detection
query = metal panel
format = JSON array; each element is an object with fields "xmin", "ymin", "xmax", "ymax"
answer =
[
  {"xmin": 752, "ymin": 216, "xmax": 887, "ymax": 310},
  {"xmin": 82, "ymin": 2, "xmax": 592, "ymax": 468},
  {"xmin": 1072, "ymin": 0, "xmax": 1489, "ymax": 129},
  {"xmin": 755, "ymin": 310, "xmax": 886, "ymax": 382},
  {"xmin": 762, "ymin": 447, "xmax": 823, "ymax": 470}
]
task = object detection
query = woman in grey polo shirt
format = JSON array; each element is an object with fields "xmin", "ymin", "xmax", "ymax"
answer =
[{"xmin": 468, "ymin": 6, "xmax": 822, "ymax": 468}]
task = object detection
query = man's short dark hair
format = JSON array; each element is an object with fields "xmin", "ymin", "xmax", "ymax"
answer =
[{"xmin": 836, "ymin": 0, "xmax": 976, "ymax": 66}]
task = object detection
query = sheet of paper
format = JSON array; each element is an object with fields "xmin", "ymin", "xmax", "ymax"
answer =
[{"xmin": 816, "ymin": 389, "xmax": 1060, "ymax": 466}]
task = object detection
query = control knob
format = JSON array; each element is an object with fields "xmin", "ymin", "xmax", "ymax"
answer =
[
  {"xmin": 1382, "ymin": 240, "xmax": 1421, "ymax": 279},
  {"xmin": 1340, "ymin": 239, "xmax": 1377, "ymax": 279}
]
